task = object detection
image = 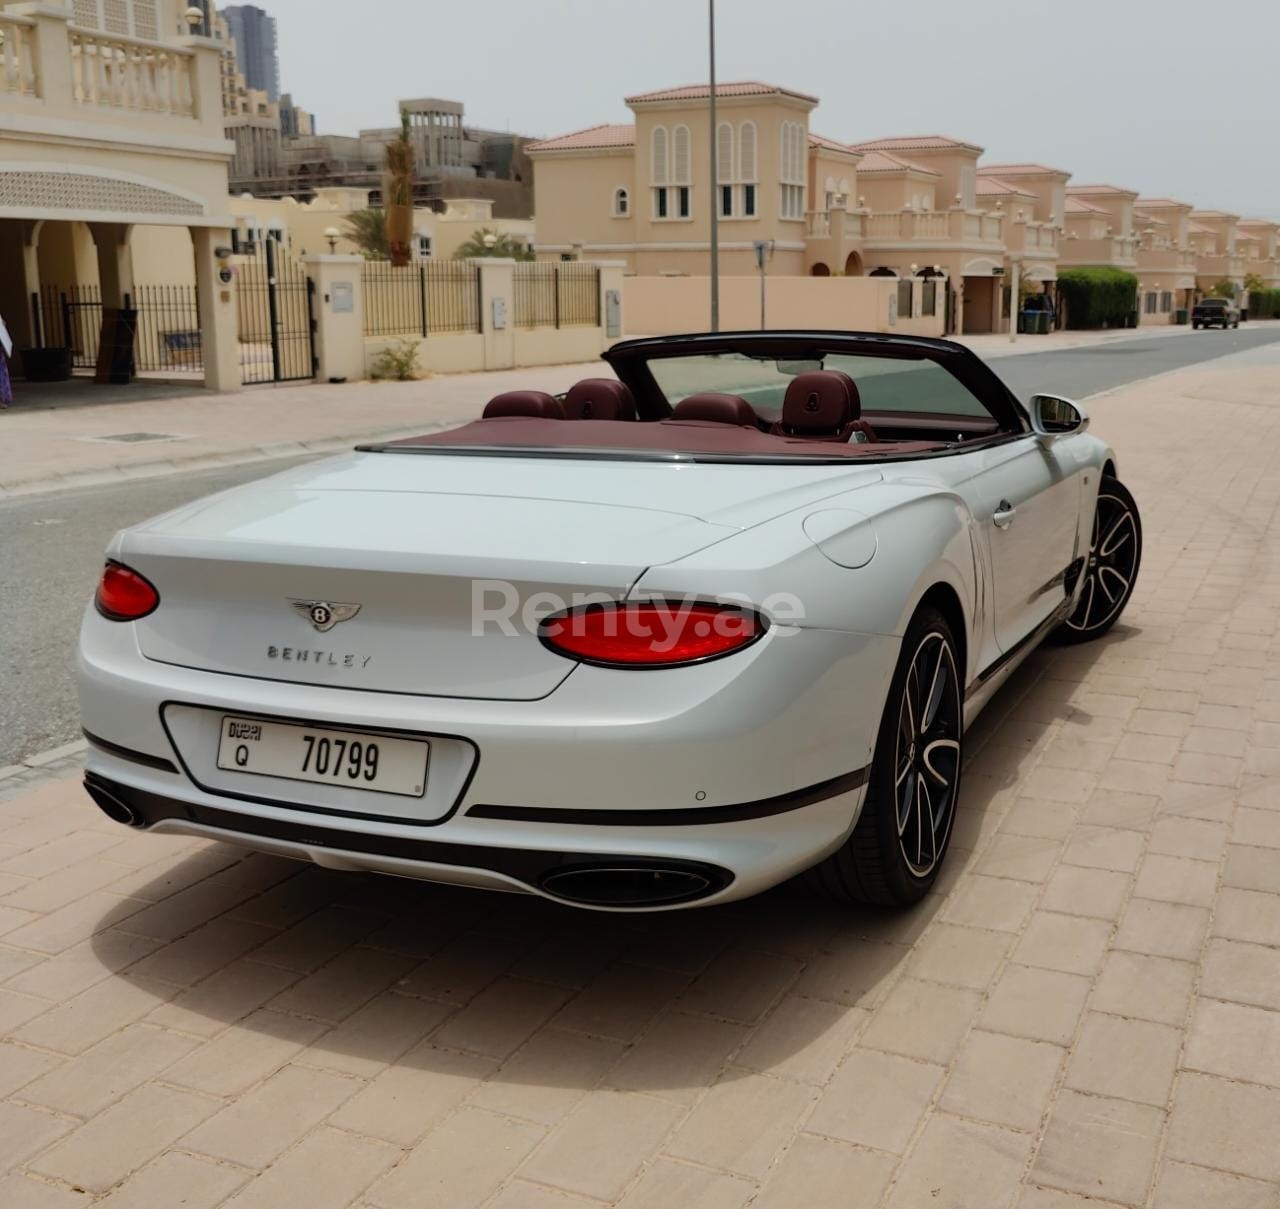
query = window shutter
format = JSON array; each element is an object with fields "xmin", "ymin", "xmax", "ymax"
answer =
[
  {"xmin": 651, "ymin": 126, "xmax": 668, "ymax": 185},
  {"xmin": 738, "ymin": 122, "xmax": 756, "ymax": 183},
  {"xmin": 672, "ymin": 125, "xmax": 691, "ymax": 185},
  {"xmin": 72, "ymin": 0, "xmax": 99, "ymax": 27},
  {"xmin": 102, "ymin": 0, "xmax": 129, "ymax": 35},
  {"xmin": 716, "ymin": 123, "xmax": 733, "ymax": 184},
  {"xmin": 132, "ymin": 0, "xmax": 158, "ymax": 39}
]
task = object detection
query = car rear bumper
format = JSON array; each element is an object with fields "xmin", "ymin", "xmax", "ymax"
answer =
[{"xmin": 77, "ymin": 609, "xmax": 895, "ymax": 909}]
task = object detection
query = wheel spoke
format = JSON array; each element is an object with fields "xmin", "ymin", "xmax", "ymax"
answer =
[
  {"xmin": 922, "ymin": 641, "xmax": 947, "ymax": 733},
  {"xmin": 1099, "ymin": 565, "xmax": 1129, "ymax": 601},
  {"xmin": 1073, "ymin": 573, "xmax": 1096, "ymax": 630},
  {"xmin": 1099, "ymin": 511, "xmax": 1133, "ymax": 558},
  {"xmin": 898, "ymin": 769, "xmax": 916, "ymax": 836},
  {"xmin": 923, "ymin": 738, "xmax": 959, "ymax": 786}
]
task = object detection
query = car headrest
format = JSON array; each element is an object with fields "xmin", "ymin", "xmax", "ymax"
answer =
[
  {"xmin": 670, "ymin": 393, "xmax": 758, "ymax": 426},
  {"xmin": 563, "ymin": 378, "xmax": 638, "ymax": 421},
  {"xmin": 483, "ymin": 391, "xmax": 565, "ymax": 420},
  {"xmin": 781, "ymin": 370, "xmax": 859, "ymax": 434}
]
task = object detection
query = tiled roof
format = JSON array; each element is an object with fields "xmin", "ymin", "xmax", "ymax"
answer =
[
  {"xmin": 1064, "ymin": 196, "xmax": 1107, "ymax": 214},
  {"xmin": 1188, "ymin": 221, "xmax": 1217, "ymax": 234},
  {"xmin": 625, "ymin": 81, "xmax": 817, "ymax": 104},
  {"xmin": 851, "ymin": 134, "xmax": 983, "ymax": 154},
  {"xmin": 1136, "ymin": 198, "xmax": 1192, "ymax": 210},
  {"xmin": 1189, "ymin": 209, "xmax": 1239, "ymax": 220},
  {"xmin": 976, "ymin": 177, "xmax": 1036, "ymax": 198},
  {"xmin": 1067, "ymin": 184, "xmax": 1139, "ymax": 197},
  {"xmin": 978, "ymin": 162, "xmax": 1070, "ymax": 178},
  {"xmin": 1238, "ymin": 218, "xmax": 1280, "ymax": 228},
  {"xmin": 527, "ymin": 124, "xmax": 635, "ymax": 153},
  {"xmin": 855, "ymin": 149, "xmax": 939, "ymax": 176},
  {"xmin": 809, "ymin": 132, "xmax": 858, "ymax": 154}
]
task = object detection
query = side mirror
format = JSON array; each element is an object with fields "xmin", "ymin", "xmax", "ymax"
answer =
[{"xmin": 1029, "ymin": 393, "xmax": 1088, "ymax": 438}]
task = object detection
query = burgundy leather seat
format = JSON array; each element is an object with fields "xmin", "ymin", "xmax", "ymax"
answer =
[
  {"xmin": 772, "ymin": 370, "xmax": 878, "ymax": 442},
  {"xmin": 563, "ymin": 378, "xmax": 638, "ymax": 421},
  {"xmin": 670, "ymin": 393, "xmax": 758, "ymax": 426},
  {"xmin": 483, "ymin": 391, "xmax": 565, "ymax": 420}
]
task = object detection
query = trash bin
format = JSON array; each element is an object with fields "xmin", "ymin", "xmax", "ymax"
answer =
[
  {"xmin": 18, "ymin": 347, "xmax": 72, "ymax": 382},
  {"xmin": 1175, "ymin": 308, "xmax": 1189, "ymax": 325},
  {"xmin": 1035, "ymin": 311, "xmax": 1050, "ymax": 334}
]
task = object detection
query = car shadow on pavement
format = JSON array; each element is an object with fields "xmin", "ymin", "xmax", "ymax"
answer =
[{"xmin": 81, "ymin": 621, "xmax": 1138, "ymax": 1101}]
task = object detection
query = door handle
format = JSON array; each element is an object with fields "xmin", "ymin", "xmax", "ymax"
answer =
[{"xmin": 993, "ymin": 500, "xmax": 1016, "ymax": 529}]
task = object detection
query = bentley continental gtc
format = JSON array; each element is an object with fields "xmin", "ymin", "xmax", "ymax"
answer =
[{"xmin": 77, "ymin": 332, "xmax": 1141, "ymax": 911}]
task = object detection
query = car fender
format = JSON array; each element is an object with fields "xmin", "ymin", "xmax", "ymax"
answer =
[{"xmin": 631, "ymin": 482, "xmax": 980, "ymax": 657}]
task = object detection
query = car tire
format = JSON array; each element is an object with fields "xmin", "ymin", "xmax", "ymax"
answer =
[
  {"xmin": 1192, "ymin": 322, "xmax": 1200, "ymax": 329},
  {"xmin": 1053, "ymin": 475, "xmax": 1142, "ymax": 645},
  {"xmin": 805, "ymin": 605, "xmax": 963, "ymax": 908}
]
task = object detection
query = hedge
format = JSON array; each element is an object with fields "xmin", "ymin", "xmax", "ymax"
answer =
[
  {"xmin": 1248, "ymin": 289, "xmax": 1280, "ymax": 318},
  {"xmin": 1056, "ymin": 267, "xmax": 1138, "ymax": 330}
]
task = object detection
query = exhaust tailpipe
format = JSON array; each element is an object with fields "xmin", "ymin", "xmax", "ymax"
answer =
[
  {"xmin": 84, "ymin": 777, "xmax": 144, "ymax": 828},
  {"xmin": 540, "ymin": 862, "xmax": 727, "ymax": 908}
]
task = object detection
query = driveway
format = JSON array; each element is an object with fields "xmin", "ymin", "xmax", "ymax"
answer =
[{"xmin": 2, "ymin": 348, "xmax": 1280, "ymax": 1207}]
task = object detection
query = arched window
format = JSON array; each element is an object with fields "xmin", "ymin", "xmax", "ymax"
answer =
[
  {"xmin": 613, "ymin": 187, "xmax": 629, "ymax": 218},
  {"xmin": 651, "ymin": 126, "xmax": 668, "ymax": 185},
  {"xmin": 717, "ymin": 122, "xmax": 734, "ymax": 218},
  {"xmin": 653, "ymin": 125, "xmax": 691, "ymax": 219},
  {"xmin": 672, "ymin": 125, "xmax": 691, "ymax": 184},
  {"xmin": 739, "ymin": 122, "xmax": 757, "ymax": 217},
  {"xmin": 779, "ymin": 122, "xmax": 805, "ymax": 220}
]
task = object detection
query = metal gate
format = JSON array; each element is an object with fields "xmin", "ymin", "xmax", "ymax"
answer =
[{"xmin": 236, "ymin": 239, "xmax": 316, "ymax": 384}]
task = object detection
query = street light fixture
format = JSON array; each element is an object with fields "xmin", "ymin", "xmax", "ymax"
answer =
[
  {"xmin": 183, "ymin": 5, "xmax": 204, "ymax": 33},
  {"xmin": 483, "ymin": 232, "xmax": 498, "ymax": 251},
  {"xmin": 323, "ymin": 226, "xmax": 339, "ymax": 254}
]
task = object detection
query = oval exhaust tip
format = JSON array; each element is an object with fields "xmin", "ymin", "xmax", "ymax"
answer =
[
  {"xmin": 84, "ymin": 781, "xmax": 142, "ymax": 828},
  {"xmin": 541, "ymin": 865, "xmax": 718, "ymax": 908}
]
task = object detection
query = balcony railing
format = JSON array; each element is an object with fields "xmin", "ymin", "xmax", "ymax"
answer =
[
  {"xmin": 867, "ymin": 209, "xmax": 1004, "ymax": 245},
  {"xmin": 806, "ymin": 210, "xmax": 830, "ymax": 238},
  {"xmin": 1017, "ymin": 223, "xmax": 1059, "ymax": 253},
  {"xmin": 0, "ymin": 13, "xmax": 37, "ymax": 95},
  {"xmin": 69, "ymin": 26, "xmax": 196, "ymax": 116},
  {"xmin": 805, "ymin": 206, "xmax": 867, "ymax": 243}
]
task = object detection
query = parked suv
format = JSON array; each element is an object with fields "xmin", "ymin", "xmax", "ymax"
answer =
[{"xmin": 1192, "ymin": 297, "xmax": 1240, "ymax": 329}]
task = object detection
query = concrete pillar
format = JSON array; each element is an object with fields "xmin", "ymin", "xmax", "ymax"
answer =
[
  {"xmin": 191, "ymin": 226, "xmax": 240, "ymax": 392},
  {"xmin": 174, "ymin": 35, "xmax": 228, "ymax": 134},
  {"xmin": 302, "ymin": 254, "xmax": 365, "ymax": 382},
  {"xmin": 476, "ymin": 258, "xmax": 514, "ymax": 371},
  {"xmin": 8, "ymin": 3, "xmax": 73, "ymax": 100},
  {"xmin": 594, "ymin": 260, "xmax": 626, "ymax": 341},
  {"xmin": 89, "ymin": 223, "xmax": 134, "ymax": 309}
]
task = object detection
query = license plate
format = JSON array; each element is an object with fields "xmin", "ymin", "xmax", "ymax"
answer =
[{"xmin": 216, "ymin": 716, "xmax": 428, "ymax": 798}]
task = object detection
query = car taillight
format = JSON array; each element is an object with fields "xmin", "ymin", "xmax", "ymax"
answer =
[
  {"xmin": 95, "ymin": 561, "xmax": 159, "ymax": 621},
  {"xmin": 540, "ymin": 601, "xmax": 765, "ymax": 667}
]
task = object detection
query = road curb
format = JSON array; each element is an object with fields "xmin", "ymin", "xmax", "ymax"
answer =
[{"xmin": 0, "ymin": 739, "xmax": 89, "ymax": 781}]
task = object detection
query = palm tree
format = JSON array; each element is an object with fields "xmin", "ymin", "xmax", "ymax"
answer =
[
  {"xmin": 385, "ymin": 110, "xmax": 415, "ymax": 267},
  {"xmin": 342, "ymin": 208, "xmax": 389, "ymax": 259},
  {"xmin": 452, "ymin": 228, "xmax": 534, "ymax": 260}
]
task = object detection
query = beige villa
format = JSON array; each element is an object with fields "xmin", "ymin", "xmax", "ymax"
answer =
[
  {"xmin": 0, "ymin": 0, "xmax": 240, "ymax": 389},
  {"xmin": 530, "ymin": 85, "xmax": 1060, "ymax": 334}
]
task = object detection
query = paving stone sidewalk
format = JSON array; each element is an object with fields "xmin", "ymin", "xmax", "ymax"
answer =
[{"xmin": 4, "ymin": 355, "xmax": 1280, "ymax": 1207}]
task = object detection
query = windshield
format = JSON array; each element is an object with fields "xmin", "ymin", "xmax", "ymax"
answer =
[
  {"xmin": 1197, "ymin": 299, "xmax": 1227, "ymax": 307},
  {"xmin": 646, "ymin": 351, "xmax": 994, "ymax": 419}
]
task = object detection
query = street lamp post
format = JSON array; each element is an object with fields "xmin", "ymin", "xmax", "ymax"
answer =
[
  {"xmin": 323, "ymin": 227, "xmax": 339, "ymax": 254},
  {"xmin": 708, "ymin": 0, "xmax": 719, "ymax": 333}
]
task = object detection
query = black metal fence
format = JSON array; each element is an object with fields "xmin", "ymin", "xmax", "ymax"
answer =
[
  {"xmin": 235, "ymin": 240, "xmax": 315, "ymax": 383},
  {"xmin": 361, "ymin": 261, "xmax": 482, "ymax": 337},
  {"xmin": 513, "ymin": 263, "xmax": 601, "ymax": 329},
  {"xmin": 36, "ymin": 282, "xmax": 203, "ymax": 373}
]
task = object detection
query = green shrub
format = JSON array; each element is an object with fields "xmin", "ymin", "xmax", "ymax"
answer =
[
  {"xmin": 1248, "ymin": 288, "xmax": 1280, "ymax": 318},
  {"xmin": 1056, "ymin": 267, "xmax": 1138, "ymax": 330},
  {"xmin": 369, "ymin": 339, "xmax": 421, "ymax": 381}
]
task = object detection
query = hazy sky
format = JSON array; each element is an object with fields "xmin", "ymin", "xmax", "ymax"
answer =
[{"xmin": 267, "ymin": 0, "xmax": 1280, "ymax": 220}]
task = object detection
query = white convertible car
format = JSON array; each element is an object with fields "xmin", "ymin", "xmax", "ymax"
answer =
[{"xmin": 77, "ymin": 332, "xmax": 1141, "ymax": 911}]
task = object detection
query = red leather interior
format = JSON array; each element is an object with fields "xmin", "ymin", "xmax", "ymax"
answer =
[
  {"xmin": 564, "ymin": 379, "xmax": 638, "ymax": 421},
  {"xmin": 483, "ymin": 391, "xmax": 565, "ymax": 420},
  {"xmin": 772, "ymin": 370, "xmax": 877, "ymax": 442},
  {"xmin": 670, "ymin": 393, "xmax": 758, "ymax": 426}
]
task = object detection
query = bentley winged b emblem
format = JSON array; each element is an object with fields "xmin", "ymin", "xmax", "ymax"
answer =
[{"xmin": 290, "ymin": 599, "xmax": 362, "ymax": 633}]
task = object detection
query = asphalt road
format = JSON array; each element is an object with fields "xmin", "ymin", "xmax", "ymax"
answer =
[{"xmin": 3, "ymin": 324, "xmax": 1279, "ymax": 766}]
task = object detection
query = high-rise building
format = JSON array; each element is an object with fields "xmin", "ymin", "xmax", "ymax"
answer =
[{"xmin": 222, "ymin": 4, "xmax": 280, "ymax": 102}]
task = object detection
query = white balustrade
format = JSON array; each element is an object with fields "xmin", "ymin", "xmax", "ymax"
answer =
[
  {"xmin": 68, "ymin": 26, "xmax": 195, "ymax": 116},
  {"xmin": 0, "ymin": 15, "xmax": 38, "ymax": 96}
]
